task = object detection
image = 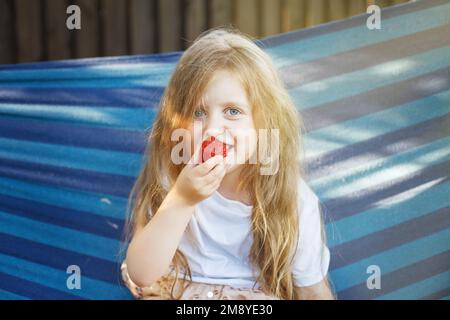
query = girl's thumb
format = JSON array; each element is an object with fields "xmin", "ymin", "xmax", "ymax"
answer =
[{"xmin": 186, "ymin": 143, "xmax": 202, "ymax": 167}]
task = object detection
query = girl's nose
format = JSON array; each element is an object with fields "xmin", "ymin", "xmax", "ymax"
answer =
[{"xmin": 204, "ymin": 111, "xmax": 225, "ymax": 137}]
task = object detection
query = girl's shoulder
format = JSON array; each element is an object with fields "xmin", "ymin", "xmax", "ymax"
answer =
[
  {"xmin": 297, "ymin": 177, "xmax": 323, "ymax": 226},
  {"xmin": 298, "ymin": 177, "xmax": 319, "ymax": 206}
]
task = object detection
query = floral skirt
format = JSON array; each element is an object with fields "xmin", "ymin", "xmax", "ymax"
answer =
[{"xmin": 121, "ymin": 262, "xmax": 279, "ymax": 300}]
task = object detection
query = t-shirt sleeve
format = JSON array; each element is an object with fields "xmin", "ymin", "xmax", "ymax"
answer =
[{"xmin": 292, "ymin": 178, "xmax": 330, "ymax": 287}]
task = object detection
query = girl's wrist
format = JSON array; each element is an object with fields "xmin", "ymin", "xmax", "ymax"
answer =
[
  {"xmin": 166, "ymin": 187, "xmax": 197, "ymax": 211},
  {"xmin": 152, "ymin": 188, "xmax": 196, "ymax": 228}
]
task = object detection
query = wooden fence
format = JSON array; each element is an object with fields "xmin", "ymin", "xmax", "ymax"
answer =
[{"xmin": 0, "ymin": 0, "xmax": 409, "ymax": 64}]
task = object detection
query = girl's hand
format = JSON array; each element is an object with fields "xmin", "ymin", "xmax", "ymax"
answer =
[{"xmin": 172, "ymin": 149, "xmax": 227, "ymax": 206}]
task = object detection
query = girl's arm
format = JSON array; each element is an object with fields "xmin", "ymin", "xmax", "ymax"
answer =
[
  {"xmin": 125, "ymin": 188, "xmax": 196, "ymax": 288},
  {"xmin": 125, "ymin": 154, "xmax": 226, "ymax": 288},
  {"xmin": 294, "ymin": 278, "xmax": 335, "ymax": 300}
]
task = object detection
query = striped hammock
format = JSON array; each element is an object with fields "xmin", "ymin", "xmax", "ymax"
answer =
[{"xmin": 0, "ymin": 0, "xmax": 449, "ymax": 299}]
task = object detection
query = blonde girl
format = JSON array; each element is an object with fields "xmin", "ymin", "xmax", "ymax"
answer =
[{"xmin": 121, "ymin": 27, "xmax": 334, "ymax": 300}]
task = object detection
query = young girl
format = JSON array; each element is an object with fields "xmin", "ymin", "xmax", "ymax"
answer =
[{"xmin": 121, "ymin": 27, "xmax": 334, "ymax": 300}]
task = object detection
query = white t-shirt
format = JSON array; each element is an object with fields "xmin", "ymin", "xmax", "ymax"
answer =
[{"xmin": 155, "ymin": 177, "xmax": 330, "ymax": 289}]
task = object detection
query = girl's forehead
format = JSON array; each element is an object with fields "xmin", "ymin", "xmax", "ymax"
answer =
[{"xmin": 199, "ymin": 70, "xmax": 249, "ymax": 108}]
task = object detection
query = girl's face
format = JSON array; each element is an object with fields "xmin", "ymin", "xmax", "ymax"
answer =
[{"xmin": 188, "ymin": 69, "xmax": 257, "ymax": 175}]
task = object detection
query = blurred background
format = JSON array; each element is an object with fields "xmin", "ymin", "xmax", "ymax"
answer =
[{"xmin": 0, "ymin": 0, "xmax": 411, "ymax": 65}]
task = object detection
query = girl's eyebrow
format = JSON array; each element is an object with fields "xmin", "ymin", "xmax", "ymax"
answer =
[
  {"xmin": 198, "ymin": 100, "xmax": 250, "ymax": 110},
  {"xmin": 220, "ymin": 101, "xmax": 249, "ymax": 109}
]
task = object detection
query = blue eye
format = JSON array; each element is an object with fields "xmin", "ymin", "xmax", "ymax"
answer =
[
  {"xmin": 226, "ymin": 108, "xmax": 242, "ymax": 116},
  {"xmin": 193, "ymin": 109, "xmax": 205, "ymax": 118}
]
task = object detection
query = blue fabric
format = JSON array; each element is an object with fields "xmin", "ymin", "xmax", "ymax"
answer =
[{"xmin": 0, "ymin": 0, "xmax": 449, "ymax": 299}]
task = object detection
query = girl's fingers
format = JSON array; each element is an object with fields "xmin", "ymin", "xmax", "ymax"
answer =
[
  {"xmin": 186, "ymin": 141, "xmax": 203, "ymax": 168},
  {"xmin": 203, "ymin": 160, "xmax": 226, "ymax": 185},
  {"xmin": 195, "ymin": 155, "xmax": 224, "ymax": 175}
]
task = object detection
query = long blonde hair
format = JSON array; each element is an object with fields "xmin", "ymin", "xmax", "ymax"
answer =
[{"xmin": 123, "ymin": 27, "xmax": 320, "ymax": 299}]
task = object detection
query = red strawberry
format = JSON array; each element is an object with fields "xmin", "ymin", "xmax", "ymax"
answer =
[{"xmin": 200, "ymin": 136, "xmax": 227, "ymax": 163}]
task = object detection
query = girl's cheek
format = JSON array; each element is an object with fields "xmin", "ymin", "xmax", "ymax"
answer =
[{"xmin": 233, "ymin": 133, "xmax": 258, "ymax": 164}]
